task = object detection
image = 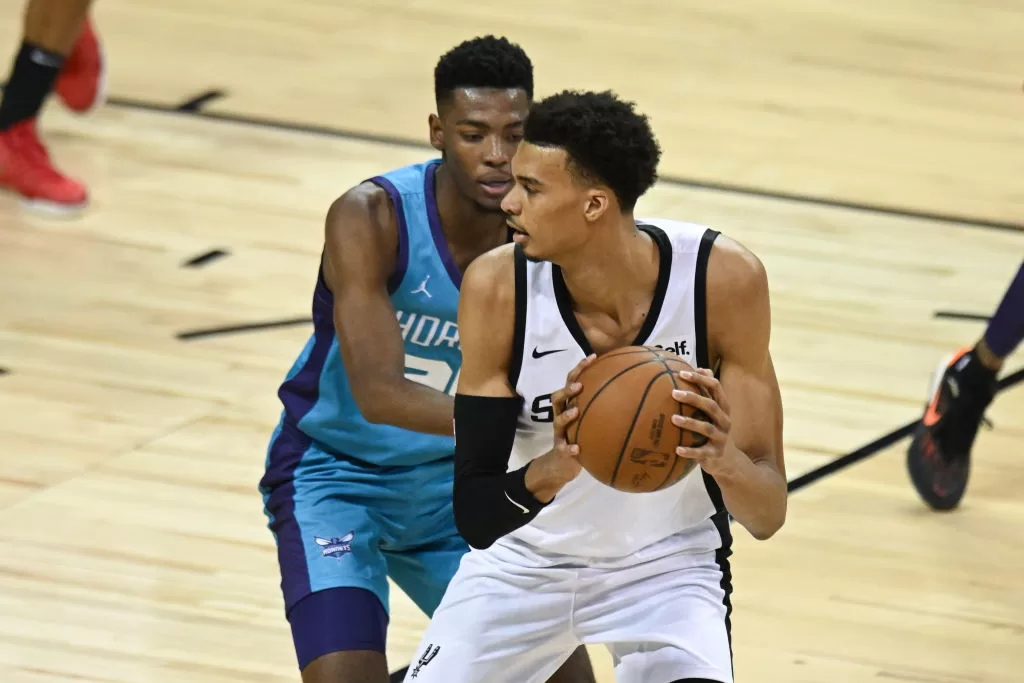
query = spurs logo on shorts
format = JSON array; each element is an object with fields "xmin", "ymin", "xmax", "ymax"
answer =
[{"xmin": 409, "ymin": 643, "xmax": 440, "ymax": 678}]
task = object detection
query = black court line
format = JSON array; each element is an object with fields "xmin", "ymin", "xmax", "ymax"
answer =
[
  {"xmin": 90, "ymin": 92, "xmax": 1024, "ymax": 234},
  {"xmin": 934, "ymin": 310, "xmax": 992, "ymax": 323},
  {"xmin": 787, "ymin": 365, "xmax": 1024, "ymax": 492},
  {"xmin": 182, "ymin": 248, "xmax": 230, "ymax": 268},
  {"xmin": 176, "ymin": 316, "xmax": 311, "ymax": 340},
  {"xmin": 390, "ymin": 666, "xmax": 408, "ymax": 682},
  {"xmin": 175, "ymin": 89, "xmax": 227, "ymax": 112},
  {"xmin": 0, "ymin": 80, "xmax": 1021, "ymax": 232}
]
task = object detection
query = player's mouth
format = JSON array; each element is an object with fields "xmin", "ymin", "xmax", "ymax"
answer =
[
  {"xmin": 507, "ymin": 219, "xmax": 529, "ymax": 242},
  {"xmin": 478, "ymin": 176, "xmax": 513, "ymax": 197}
]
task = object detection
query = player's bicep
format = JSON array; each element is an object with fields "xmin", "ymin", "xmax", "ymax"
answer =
[
  {"xmin": 719, "ymin": 347, "xmax": 785, "ymax": 476},
  {"xmin": 454, "ymin": 247, "xmax": 518, "ymax": 398},
  {"xmin": 322, "ymin": 186, "xmax": 407, "ymax": 391},
  {"xmin": 708, "ymin": 238, "xmax": 785, "ymax": 476}
]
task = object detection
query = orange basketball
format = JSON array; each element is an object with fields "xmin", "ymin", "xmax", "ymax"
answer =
[{"xmin": 567, "ymin": 346, "xmax": 710, "ymax": 493}]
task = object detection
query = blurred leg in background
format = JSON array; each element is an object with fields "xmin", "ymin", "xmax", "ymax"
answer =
[
  {"xmin": 0, "ymin": 0, "xmax": 103, "ymax": 213},
  {"xmin": 907, "ymin": 260, "xmax": 1024, "ymax": 510}
]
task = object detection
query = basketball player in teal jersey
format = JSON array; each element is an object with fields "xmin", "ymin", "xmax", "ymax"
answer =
[{"xmin": 258, "ymin": 36, "xmax": 593, "ymax": 683}]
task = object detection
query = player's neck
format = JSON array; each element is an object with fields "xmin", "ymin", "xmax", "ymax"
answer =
[
  {"xmin": 559, "ymin": 217, "xmax": 660, "ymax": 321},
  {"xmin": 434, "ymin": 164, "xmax": 507, "ymax": 252}
]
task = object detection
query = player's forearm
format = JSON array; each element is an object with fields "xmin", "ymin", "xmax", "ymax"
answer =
[
  {"xmin": 454, "ymin": 465, "xmax": 546, "ymax": 549},
  {"xmin": 356, "ymin": 379, "xmax": 454, "ymax": 436},
  {"xmin": 452, "ymin": 394, "xmax": 548, "ymax": 549},
  {"xmin": 713, "ymin": 445, "xmax": 787, "ymax": 540}
]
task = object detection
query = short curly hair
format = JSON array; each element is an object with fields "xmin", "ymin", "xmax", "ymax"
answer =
[
  {"xmin": 523, "ymin": 90, "xmax": 661, "ymax": 211},
  {"xmin": 434, "ymin": 35, "xmax": 533, "ymax": 107}
]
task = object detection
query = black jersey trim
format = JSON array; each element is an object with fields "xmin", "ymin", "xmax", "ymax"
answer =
[
  {"xmin": 694, "ymin": 228, "xmax": 720, "ymax": 369},
  {"xmin": 551, "ymin": 223, "xmax": 672, "ymax": 356},
  {"xmin": 507, "ymin": 244, "xmax": 528, "ymax": 388}
]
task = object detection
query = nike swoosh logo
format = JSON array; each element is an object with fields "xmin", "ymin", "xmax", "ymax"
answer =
[
  {"xmin": 504, "ymin": 491, "xmax": 530, "ymax": 514},
  {"xmin": 532, "ymin": 347, "xmax": 566, "ymax": 359}
]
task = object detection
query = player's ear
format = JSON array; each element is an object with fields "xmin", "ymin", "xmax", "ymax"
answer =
[
  {"xmin": 582, "ymin": 188, "xmax": 610, "ymax": 224},
  {"xmin": 428, "ymin": 113, "xmax": 444, "ymax": 152}
]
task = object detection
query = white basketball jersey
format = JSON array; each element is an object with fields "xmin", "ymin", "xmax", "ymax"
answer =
[{"xmin": 501, "ymin": 218, "xmax": 730, "ymax": 560}]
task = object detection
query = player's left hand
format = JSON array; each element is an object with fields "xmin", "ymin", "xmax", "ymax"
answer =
[{"xmin": 669, "ymin": 368, "xmax": 743, "ymax": 478}]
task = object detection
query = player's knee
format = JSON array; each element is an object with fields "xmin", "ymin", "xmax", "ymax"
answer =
[{"xmin": 289, "ymin": 587, "xmax": 388, "ymax": 671}]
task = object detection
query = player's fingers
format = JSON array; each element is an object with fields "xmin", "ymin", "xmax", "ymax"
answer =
[
  {"xmin": 670, "ymin": 414, "xmax": 716, "ymax": 440},
  {"xmin": 553, "ymin": 404, "xmax": 580, "ymax": 438},
  {"xmin": 679, "ymin": 370, "xmax": 727, "ymax": 409},
  {"xmin": 558, "ymin": 442, "xmax": 581, "ymax": 459},
  {"xmin": 671, "ymin": 389, "xmax": 727, "ymax": 427},
  {"xmin": 674, "ymin": 445, "xmax": 707, "ymax": 461},
  {"xmin": 551, "ymin": 382, "xmax": 581, "ymax": 416},
  {"xmin": 566, "ymin": 353, "xmax": 597, "ymax": 384}
]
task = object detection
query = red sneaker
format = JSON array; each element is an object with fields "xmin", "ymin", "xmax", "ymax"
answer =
[
  {"xmin": 0, "ymin": 119, "xmax": 88, "ymax": 213},
  {"xmin": 55, "ymin": 17, "xmax": 106, "ymax": 115}
]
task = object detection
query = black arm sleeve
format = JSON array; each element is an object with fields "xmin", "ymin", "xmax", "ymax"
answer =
[{"xmin": 452, "ymin": 394, "xmax": 550, "ymax": 549}]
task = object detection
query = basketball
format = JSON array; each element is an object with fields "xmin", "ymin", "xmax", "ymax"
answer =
[{"xmin": 567, "ymin": 346, "xmax": 711, "ymax": 493}]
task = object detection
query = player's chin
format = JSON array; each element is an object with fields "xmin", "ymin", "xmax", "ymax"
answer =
[
  {"xmin": 473, "ymin": 191, "xmax": 507, "ymax": 213},
  {"xmin": 518, "ymin": 238, "xmax": 549, "ymax": 262}
]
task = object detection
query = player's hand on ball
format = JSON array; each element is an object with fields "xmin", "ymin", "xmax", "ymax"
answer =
[
  {"xmin": 670, "ymin": 368, "xmax": 742, "ymax": 478},
  {"xmin": 525, "ymin": 354, "xmax": 596, "ymax": 503}
]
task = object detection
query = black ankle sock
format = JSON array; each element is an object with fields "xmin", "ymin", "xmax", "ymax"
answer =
[
  {"xmin": 959, "ymin": 347, "xmax": 998, "ymax": 396},
  {"xmin": 0, "ymin": 42, "xmax": 64, "ymax": 131}
]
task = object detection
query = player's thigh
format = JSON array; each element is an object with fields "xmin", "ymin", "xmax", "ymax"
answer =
[
  {"xmin": 383, "ymin": 456, "xmax": 467, "ymax": 615},
  {"xmin": 577, "ymin": 555, "xmax": 733, "ymax": 683},
  {"xmin": 401, "ymin": 549, "xmax": 579, "ymax": 683},
  {"xmin": 385, "ymin": 531, "xmax": 467, "ymax": 617},
  {"xmin": 261, "ymin": 441, "xmax": 394, "ymax": 666}
]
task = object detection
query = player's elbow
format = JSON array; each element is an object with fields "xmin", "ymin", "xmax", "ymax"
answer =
[
  {"xmin": 456, "ymin": 524, "xmax": 497, "ymax": 551},
  {"xmin": 749, "ymin": 503, "xmax": 787, "ymax": 541},
  {"xmin": 750, "ymin": 520, "xmax": 783, "ymax": 541},
  {"xmin": 452, "ymin": 490, "xmax": 497, "ymax": 550},
  {"xmin": 348, "ymin": 375, "xmax": 391, "ymax": 424}
]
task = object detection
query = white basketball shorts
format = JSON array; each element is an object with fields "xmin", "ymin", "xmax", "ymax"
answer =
[{"xmin": 402, "ymin": 538, "xmax": 734, "ymax": 683}]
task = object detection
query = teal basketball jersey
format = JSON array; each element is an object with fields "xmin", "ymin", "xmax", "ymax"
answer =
[{"xmin": 273, "ymin": 158, "xmax": 464, "ymax": 467}]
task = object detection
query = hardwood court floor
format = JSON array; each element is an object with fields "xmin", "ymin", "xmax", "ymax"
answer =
[{"xmin": 1, "ymin": 1, "xmax": 1023, "ymax": 681}]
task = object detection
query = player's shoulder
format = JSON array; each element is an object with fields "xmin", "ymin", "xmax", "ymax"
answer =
[
  {"xmin": 460, "ymin": 244, "xmax": 517, "ymax": 312},
  {"xmin": 707, "ymin": 233, "xmax": 768, "ymax": 301},
  {"xmin": 463, "ymin": 243, "xmax": 517, "ymax": 291},
  {"xmin": 325, "ymin": 181, "xmax": 398, "ymax": 243}
]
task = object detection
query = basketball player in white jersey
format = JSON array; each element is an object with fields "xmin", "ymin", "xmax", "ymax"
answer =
[{"xmin": 403, "ymin": 90, "xmax": 787, "ymax": 683}]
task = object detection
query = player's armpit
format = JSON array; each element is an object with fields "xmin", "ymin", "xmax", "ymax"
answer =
[
  {"xmin": 321, "ymin": 183, "xmax": 454, "ymax": 436},
  {"xmin": 706, "ymin": 236, "xmax": 787, "ymax": 539}
]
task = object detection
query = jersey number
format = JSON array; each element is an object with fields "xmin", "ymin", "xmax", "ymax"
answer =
[{"xmin": 404, "ymin": 355, "xmax": 460, "ymax": 396}]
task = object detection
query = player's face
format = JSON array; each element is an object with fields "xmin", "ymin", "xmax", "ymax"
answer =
[
  {"xmin": 430, "ymin": 87, "xmax": 529, "ymax": 212},
  {"xmin": 502, "ymin": 143, "xmax": 595, "ymax": 262}
]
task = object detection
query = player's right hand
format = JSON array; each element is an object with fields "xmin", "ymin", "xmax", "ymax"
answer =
[{"xmin": 525, "ymin": 354, "xmax": 596, "ymax": 502}]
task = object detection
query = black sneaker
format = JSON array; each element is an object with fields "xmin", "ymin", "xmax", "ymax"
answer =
[{"xmin": 906, "ymin": 347, "xmax": 998, "ymax": 510}]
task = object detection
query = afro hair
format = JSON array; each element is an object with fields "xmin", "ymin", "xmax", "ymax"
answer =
[
  {"xmin": 523, "ymin": 90, "xmax": 661, "ymax": 211},
  {"xmin": 434, "ymin": 35, "xmax": 533, "ymax": 106}
]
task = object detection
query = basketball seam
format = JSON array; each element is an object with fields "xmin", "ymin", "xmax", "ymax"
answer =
[
  {"xmin": 570, "ymin": 357, "xmax": 664, "ymax": 446},
  {"xmin": 655, "ymin": 358, "xmax": 685, "ymax": 492},
  {"xmin": 609, "ymin": 369, "xmax": 675, "ymax": 490}
]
